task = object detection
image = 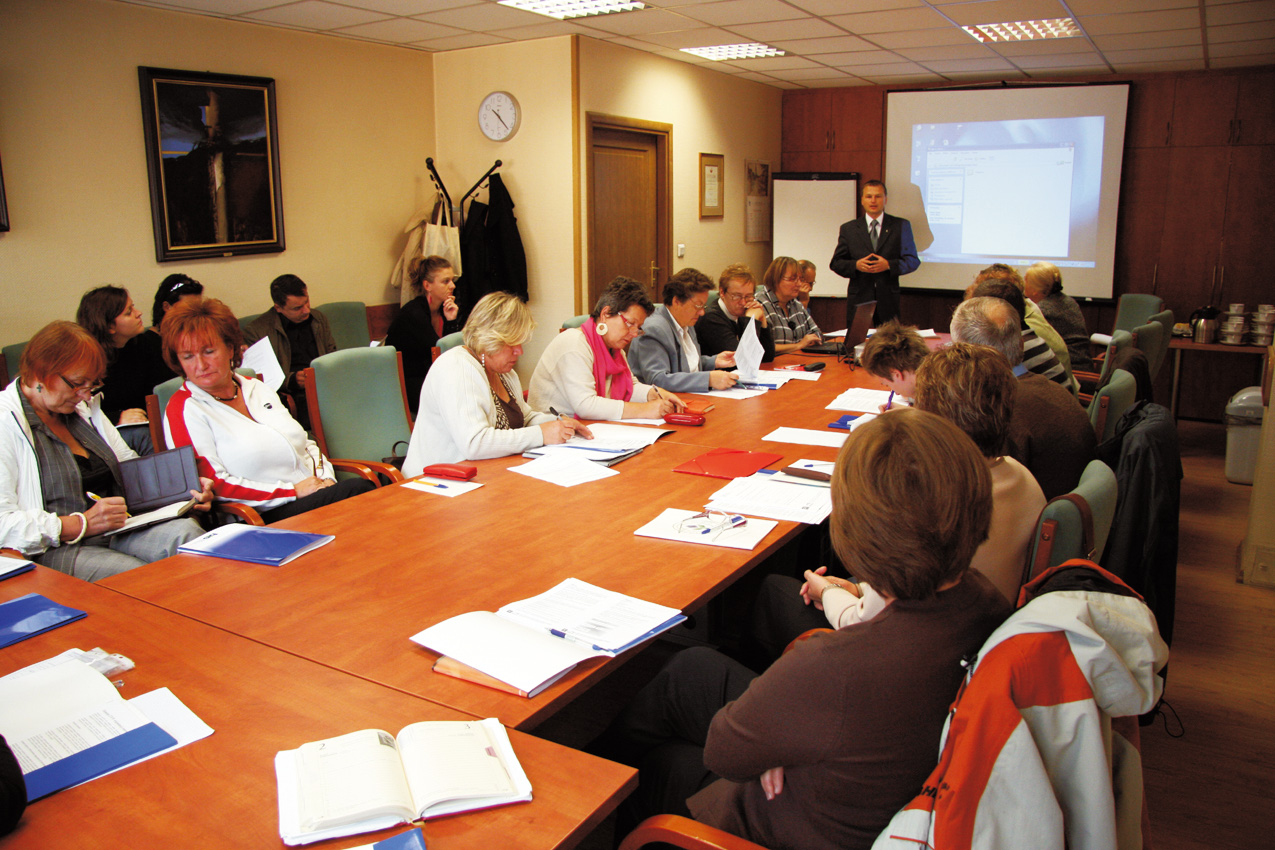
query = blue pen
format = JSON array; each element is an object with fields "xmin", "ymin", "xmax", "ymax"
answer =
[
  {"xmin": 415, "ymin": 480, "xmax": 449, "ymax": 489},
  {"xmin": 739, "ymin": 382, "xmax": 778, "ymax": 390},
  {"xmin": 885, "ymin": 390, "xmax": 895, "ymax": 410}
]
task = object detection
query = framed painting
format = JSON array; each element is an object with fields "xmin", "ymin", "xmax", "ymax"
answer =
[
  {"xmin": 139, "ymin": 67, "xmax": 284, "ymax": 262},
  {"xmin": 699, "ymin": 152, "xmax": 724, "ymax": 219}
]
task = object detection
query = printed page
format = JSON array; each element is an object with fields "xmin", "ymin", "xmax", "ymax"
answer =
[
  {"xmin": 0, "ymin": 659, "xmax": 124, "ymax": 743},
  {"xmin": 734, "ymin": 319, "xmax": 764, "ymax": 382},
  {"xmin": 241, "ymin": 336, "xmax": 286, "ymax": 390},
  {"xmin": 562, "ymin": 423, "xmax": 671, "ymax": 449},
  {"xmin": 509, "ymin": 455, "xmax": 619, "ymax": 487},
  {"xmin": 826, "ymin": 387, "xmax": 894, "ymax": 412},
  {"xmin": 398, "ymin": 721, "xmax": 514, "ymax": 814},
  {"xmin": 293, "ymin": 729, "xmax": 415, "ymax": 832},
  {"xmin": 498, "ymin": 577, "xmax": 682, "ymax": 653},
  {"xmin": 706, "ymin": 473, "xmax": 833, "ymax": 524},
  {"xmin": 634, "ymin": 508, "xmax": 777, "ymax": 551},
  {"xmin": 762, "ymin": 427, "xmax": 847, "ymax": 448}
]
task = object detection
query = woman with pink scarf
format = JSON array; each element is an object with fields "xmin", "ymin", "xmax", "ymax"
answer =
[{"xmin": 529, "ymin": 277, "xmax": 683, "ymax": 421}]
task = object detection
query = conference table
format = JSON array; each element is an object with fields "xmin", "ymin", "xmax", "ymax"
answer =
[
  {"xmin": 103, "ymin": 351, "xmax": 887, "ymax": 732},
  {"xmin": 0, "ymin": 566, "xmax": 635, "ymax": 849}
]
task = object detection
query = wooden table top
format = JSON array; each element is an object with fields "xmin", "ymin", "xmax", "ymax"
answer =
[
  {"xmin": 102, "ymin": 354, "xmax": 879, "ymax": 730},
  {"xmin": 0, "ymin": 566, "xmax": 635, "ymax": 850}
]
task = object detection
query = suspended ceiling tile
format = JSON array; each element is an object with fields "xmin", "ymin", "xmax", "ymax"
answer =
[
  {"xmin": 340, "ymin": 0, "xmax": 477, "ymax": 13},
  {"xmin": 859, "ymin": 72, "xmax": 946, "ymax": 84},
  {"xmin": 129, "ymin": 0, "xmax": 279, "ymax": 13},
  {"xmin": 336, "ymin": 16, "xmax": 465, "ymax": 41},
  {"xmin": 730, "ymin": 18, "xmax": 851, "ymax": 41},
  {"xmin": 786, "ymin": 0, "xmax": 924, "ymax": 13},
  {"xmin": 1209, "ymin": 36, "xmax": 1275, "ymax": 56},
  {"xmin": 413, "ymin": 32, "xmax": 511, "ymax": 49},
  {"xmin": 1111, "ymin": 58, "xmax": 1208, "ymax": 72},
  {"xmin": 1067, "ymin": 0, "xmax": 1195, "ymax": 13},
  {"xmin": 572, "ymin": 8, "xmax": 696, "ymax": 36},
  {"xmin": 894, "ymin": 43, "xmax": 998, "ymax": 61},
  {"xmin": 718, "ymin": 54, "xmax": 822, "ymax": 70},
  {"xmin": 921, "ymin": 56, "xmax": 1020, "ymax": 72},
  {"xmin": 1209, "ymin": 20, "xmax": 1275, "ymax": 41},
  {"xmin": 245, "ymin": 1, "xmax": 391, "ymax": 29},
  {"xmin": 416, "ymin": 4, "xmax": 547, "ymax": 30},
  {"xmin": 1091, "ymin": 29, "xmax": 1203, "ymax": 49},
  {"xmin": 825, "ymin": 7, "xmax": 952, "ymax": 34},
  {"xmin": 1079, "ymin": 9, "xmax": 1203, "ymax": 36},
  {"xmin": 677, "ymin": 0, "xmax": 810, "ymax": 27},
  {"xmin": 489, "ymin": 20, "xmax": 594, "ymax": 39},
  {"xmin": 813, "ymin": 49, "xmax": 902, "ymax": 65},
  {"xmin": 869, "ymin": 28, "xmax": 985, "ymax": 49},
  {"xmin": 765, "ymin": 67, "xmax": 857, "ymax": 81},
  {"xmin": 631, "ymin": 26, "xmax": 742, "ymax": 48},
  {"xmin": 1101, "ymin": 45, "xmax": 1205, "ymax": 63},
  {"xmin": 831, "ymin": 60, "xmax": 929, "ymax": 75},
  {"xmin": 1010, "ymin": 50, "xmax": 1109, "ymax": 67},
  {"xmin": 1211, "ymin": 51, "xmax": 1275, "ymax": 66},
  {"xmin": 771, "ymin": 35, "xmax": 881, "ymax": 54},
  {"xmin": 1205, "ymin": 1, "xmax": 1275, "ymax": 26}
]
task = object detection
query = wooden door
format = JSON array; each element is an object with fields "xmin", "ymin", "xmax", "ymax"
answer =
[{"xmin": 588, "ymin": 119, "xmax": 671, "ymax": 308}]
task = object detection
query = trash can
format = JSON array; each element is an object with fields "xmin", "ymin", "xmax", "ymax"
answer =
[{"xmin": 1225, "ymin": 386, "xmax": 1264, "ymax": 484}]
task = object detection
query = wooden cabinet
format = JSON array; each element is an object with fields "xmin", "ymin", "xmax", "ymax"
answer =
[
  {"xmin": 1114, "ymin": 147, "xmax": 1171, "ymax": 297},
  {"xmin": 1235, "ymin": 69, "xmax": 1275, "ymax": 145},
  {"xmin": 781, "ymin": 87, "xmax": 884, "ymax": 177},
  {"xmin": 1125, "ymin": 75, "xmax": 1176, "ymax": 148},
  {"xmin": 1155, "ymin": 146, "xmax": 1232, "ymax": 316},
  {"xmin": 1171, "ymin": 75, "xmax": 1240, "ymax": 146},
  {"xmin": 782, "ymin": 89, "xmax": 832, "ymax": 154},
  {"xmin": 1220, "ymin": 144, "xmax": 1275, "ymax": 310}
]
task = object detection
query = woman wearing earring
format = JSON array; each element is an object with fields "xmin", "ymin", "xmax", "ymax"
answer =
[
  {"xmin": 385, "ymin": 255, "xmax": 463, "ymax": 415},
  {"xmin": 0, "ymin": 321, "xmax": 211, "ymax": 581},
  {"xmin": 528, "ymin": 276, "xmax": 682, "ymax": 421},
  {"xmin": 402, "ymin": 292, "xmax": 591, "ymax": 477},
  {"xmin": 76, "ymin": 285, "xmax": 176, "ymax": 455},
  {"xmin": 161, "ymin": 298, "xmax": 375, "ymax": 522}
]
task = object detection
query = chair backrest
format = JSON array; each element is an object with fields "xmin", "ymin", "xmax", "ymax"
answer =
[
  {"xmin": 305, "ymin": 348, "xmax": 412, "ymax": 466},
  {"xmin": 314, "ymin": 301, "xmax": 371, "ymax": 350},
  {"xmin": 1096, "ymin": 329, "xmax": 1133, "ymax": 385},
  {"xmin": 1129, "ymin": 320, "xmax": 1166, "ymax": 383},
  {"xmin": 561, "ymin": 314, "xmax": 589, "ymax": 332},
  {"xmin": 1024, "ymin": 459, "xmax": 1119, "ymax": 584},
  {"xmin": 706, "ymin": 290, "xmax": 720, "ymax": 310},
  {"xmin": 152, "ymin": 368, "xmax": 257, "ymax": 440},
  {"xmin": 438, "ymin": 331, "xmax": 464, "ymax": 353},
  {"xmin": 1112, "ymin": 294, "xmax": 1164, "ymax": 334},
  {"xmin": 1143, "ymin": 309, "xmax": 1174, "ymax": 379},
  {"xmin": 1089, "ymin": 368, "xmax": 1137, "ymax": 443},
  {"xmin": 2, "ymin": 341, "xmax": 28, "ymax": 384}
]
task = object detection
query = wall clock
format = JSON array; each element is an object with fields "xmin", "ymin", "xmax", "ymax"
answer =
[{"xmin": 478, "ymin": 91, "xmax": 521, "ymax": 142}]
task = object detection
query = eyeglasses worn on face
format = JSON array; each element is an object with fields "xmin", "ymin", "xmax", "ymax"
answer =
[
  {"xmin": 618, "ymin": 314, "xmax": 644, "ymax": 336},
  {"xmin": 61, "ymin": 374, "xmax": 104, "ymax": 395}
]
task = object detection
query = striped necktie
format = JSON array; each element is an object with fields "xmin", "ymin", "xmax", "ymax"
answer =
[{"xmin": 869, "ymin": 219, "xmax": 879, "ymax": 250}]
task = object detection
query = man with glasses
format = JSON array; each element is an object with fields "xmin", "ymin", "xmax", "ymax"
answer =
[
  {"xmin": 631, "ymin": 268, "xmax": 739, "ymax": 393},
  {"xmin": 698, "ymin": 263, "xmax": 775, "ymax": 363}
]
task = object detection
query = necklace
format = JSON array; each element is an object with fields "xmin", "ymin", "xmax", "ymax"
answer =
[{"xmin": 210, "ymin": 382, "xmax": 240, "ymax": 403}]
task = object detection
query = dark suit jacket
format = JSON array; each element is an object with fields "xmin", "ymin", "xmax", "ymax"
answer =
[{"xmin": 829, "ymin": 213, "xmax": 919, "ymax": 323}]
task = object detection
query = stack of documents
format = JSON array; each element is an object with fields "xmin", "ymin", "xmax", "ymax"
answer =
[
  {"xmin": 826, "ymin": 387, "xmax": 893, "ymax": 413},
  {"xmin": 705, "ymin": 471, "xmax": 833, "ymax": 524},
  {"xmin": 634, "ymin": 508, "xmax": 777, "ymax": 550},
  {"xmin": 523, "ymin": 423, "xmax": 671, "ymax": 466}
]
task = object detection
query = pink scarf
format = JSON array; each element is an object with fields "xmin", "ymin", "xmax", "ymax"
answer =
[{"xmin": 583, "ymin": 317, "xmax": 635, "ymax": 401}]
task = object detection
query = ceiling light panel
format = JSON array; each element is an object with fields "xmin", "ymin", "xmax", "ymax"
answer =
[
  {"xmin": 682, "ymin": 42, "xmax": 787, "ymax": 60},
  {"xmin": 497, "ymin": 0, "xmax": 645, "ymax": 20},
  {"xmin": 963, "ymin": 18, "xmax": 1083, "ymax": 43}
]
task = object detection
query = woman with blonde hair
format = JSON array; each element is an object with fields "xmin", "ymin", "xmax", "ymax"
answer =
[
  {"xmin": 402, "ymin": 292, "xmax": 591, "ymax": 476},
  {"xmin": 1024, "ymin": 261, "xmax": 1092, "ymax": 371}
]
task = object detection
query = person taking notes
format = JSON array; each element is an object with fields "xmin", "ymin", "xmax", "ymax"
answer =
[{"xmin": 629, "ymin": 269, "xmax": 738, "ymax": 393}]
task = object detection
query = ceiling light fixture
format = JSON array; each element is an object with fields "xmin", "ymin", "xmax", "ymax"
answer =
[
  {"xmin": 681, "ymin": 43, "xmax": 786, "ymax": 61},
  {"xmin": 963, "ymin": 18, "xmax": 1082, "ymax": 43},
  {"xmin": 498, "ymin": 0, "xmax": 645, "ymax": 20}
]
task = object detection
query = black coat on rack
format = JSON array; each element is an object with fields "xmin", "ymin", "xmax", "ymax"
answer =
[{"xmin": 458, "ymin": 173, "xmax": 528, "ymax": 315}]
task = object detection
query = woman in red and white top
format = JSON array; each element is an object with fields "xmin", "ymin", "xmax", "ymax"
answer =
[{"xmin": 161, "ymin": 299, "xmax": 374, "ymax": 523}]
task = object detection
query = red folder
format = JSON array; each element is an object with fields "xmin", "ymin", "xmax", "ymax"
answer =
[{"xmin": 673, "ymin": 447, "xmax": 784, "ymax": 480}]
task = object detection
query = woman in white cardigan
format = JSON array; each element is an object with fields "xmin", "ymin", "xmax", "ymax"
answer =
[{"xmin": 403, "ymin": 292, "xmax": 591, "ymax": 477}]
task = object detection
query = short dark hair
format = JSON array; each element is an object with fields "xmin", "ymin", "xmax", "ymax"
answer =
[
  {"xmin": 862, "ymin": 179, "xmax": 887, "ymax": 195},
  {"xmin": 974, "ymin": 263, "xmax": 1025, "ymax": 292},
  {"xmin": 408, "ymin": 256, "xmax": 454, "ymax": 295},
  {"xmin": 76, "ymin": 285, "xmax": 130, "ymax": 352},
  {"xmin": 592, "ymin": 276, "xmax": 654, "ymax": 320},
  {"xmin": 913, "ymin": 342, "xmax": 1017, "ymax": 458},
  {"xmin": 971, "ymin": 279, "xmax": 1028, "ymax": 331},
  {"xmin": 152, "ymin": 274, "xmax": 203, "ymax": 327},
  {"xmin": 662, "ymin": 268, "xmax": 713, "ymax": 306},
  {"xmin": 831, "ymin": 408, "xmax": 992, "ymax": 599},
  {"xmin": 270, "ymin": 274, "xmax": 308, "ymax": 306},
  {"xmin": 861, "ymin": 320, "xmax": 929, "ymax": 381},
  {"xmin": 160, "ymin": 298, "xmax": 244, "ymax": 373}
]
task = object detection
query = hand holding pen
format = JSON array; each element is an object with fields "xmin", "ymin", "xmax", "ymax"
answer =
[
  {"xmin": 85, "ymin": 491, "xmax": 129, "ymax": 534},
  {"xmin": 544, "ymin": 408, "xmax": 593, "ymax": 444}
]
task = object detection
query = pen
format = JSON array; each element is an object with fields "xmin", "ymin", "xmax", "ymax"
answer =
[
  {"xmin": 653, "ymin": 387, "xmax": 686, "ymax": 411},
  {"xmin": 739, "ymin": 382, "xmax": 778, "ymax": 390},
  {"xmin": 885, "ymin": 390, "xmax": 895, "ymax": 410},
  {"xmin": 87, "ymin": 491, "xmax": 130, "ymax": 519}
]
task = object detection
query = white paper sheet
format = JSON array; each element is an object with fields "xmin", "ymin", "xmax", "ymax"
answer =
[
  {"xmin": 690, "ymin": 386, "xmax": 768, "ymax": 400},
  {"xmin": 241, "ymin": 337, "xmax": 286, "ymax": 391},
  {"xmin": 706, "ymin": 473, "xmax": 833, "ymax": 524},
  {"xmin": 509, "ymin": 455, "xmax": 619, "ymax": 487},
  {"xmin": 734, "ymin": 319, "xmax": 764, "ymax": 382},
  {"xmin": 402, "ymin": 477, "xmax": 484, "ymax": 498},
  {"xmin": 826, "ymin": 387, "xmax": 893, "ymax": 412},
  {"xmin": 762, "ymin": 427, "xmax": 848, "ymax": 448},
  {"xmin": 633, "ymin": 508, "xmax": 777, "ymax": 550}
]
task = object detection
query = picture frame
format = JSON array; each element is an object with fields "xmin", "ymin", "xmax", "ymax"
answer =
[
  {"xmin": 138, "ymin": 66, "xmax": 285, "ymax": 262},
  {"xmin": 0, "ymin": 149, "xmax": 9, "ymax": 233},
  {"xmin": 699, "ymin": 152, "xmax": 724, "ymax": 219}
]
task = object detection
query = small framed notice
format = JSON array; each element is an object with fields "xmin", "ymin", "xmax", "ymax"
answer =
[{"xmin": 699, "ymin": 152, "xmax": 724, "ymax": 218}]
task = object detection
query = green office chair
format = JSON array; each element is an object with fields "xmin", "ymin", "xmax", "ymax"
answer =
[
  {"xmin": 438, "ymin": 331, "xmax": 464, "ymax": 353},
  {"xmin": 1076, "ymin": 329, "xmax": 1133, "ymax": 404},
  {"xmin": 561, "ymin": 314, "xmax": 589, "ymax": 332},
  {"xmin": 302, "ymin": 347, "xmax": 411, "ymax": 483},
  {"xmin": 1023, "ymin": 459, "xmax": 1118, "ymax": 586},
  {"xmin": 148, "ymin": 369, "xmax": 258, "ymax": 450},
  {"xmin": 706, "ymin": 290, "xmax": 720, "ymax": 310},
  {"xmin": 315, "ymin": 301, "xmax": 371, "ymax": 350},
  {"xmin": 238, "ymin": 312, "xmax": 263, "ymax": 337},
  {"xmin": 1088, "ymin": 368, "xmax": 1137, "ymax": 444},
  {"xmin": 2, "ymin": 341, "xmax": 29, "ymax": 384},
  {"xmin": 1139, "ymin": 309, "xmax": 1174, "ymax": 381},
  {"xmin": 1112, "ymin": 293, "xmax": 1165, "ymax": 334}
]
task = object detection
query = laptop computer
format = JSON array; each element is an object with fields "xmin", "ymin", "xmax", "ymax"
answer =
[{"xmin": 802, "ymin": 300, "xmax": 876, "ymax": 357}]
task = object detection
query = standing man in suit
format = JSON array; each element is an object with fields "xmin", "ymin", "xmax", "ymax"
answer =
[{"xmin": 830, "ymin": 180, "xmax": 920, "ymax": 326}]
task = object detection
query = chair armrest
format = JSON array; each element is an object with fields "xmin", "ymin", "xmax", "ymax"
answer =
[
  {"xmin": 339, "ymin": 459, "xmax": 404, "ymax": 483},
  {"xmin": 618, "ymin": 815, "xmax": 767, "ymax": 850},
  {"xmin": 330, "ymin": 459, "xmax": 382, "ymax": 486},
  {"xmin": 216, "ymin": 503, "xmax": 265, "ymax": 526}
]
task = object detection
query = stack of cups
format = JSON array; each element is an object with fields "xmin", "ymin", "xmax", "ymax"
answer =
[
  {"xmin": 1252, "ymin": 304, "xmax": 1275, "ymax": 346},
  {"xmin": 1220, "ymin": 303, "xmax": 1248, "ymax": 344}
]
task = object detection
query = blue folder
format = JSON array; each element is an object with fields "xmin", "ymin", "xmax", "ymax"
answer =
[
  {"xmin": 178, "ymin": 525, "xmax": 334, "ymax": 566},
  {"xmin": 24, "ymin": 722, "xmax": 177, "ymax": 802},
  {"xmin": 0, "ymin": 593, "xmax": 86, "ymax": 649}
]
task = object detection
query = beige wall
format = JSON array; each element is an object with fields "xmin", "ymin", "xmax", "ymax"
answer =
[
  {"xmin": 0, "ymin": 0, "xmax": 434, "ymax": 339},
  {"xmin": 433, "ymin": 38, "xmax": 577, "ymax": 377},
  {"xmin": 578, "ymin": 38, "xmax": 783, "ymax": 297}
]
